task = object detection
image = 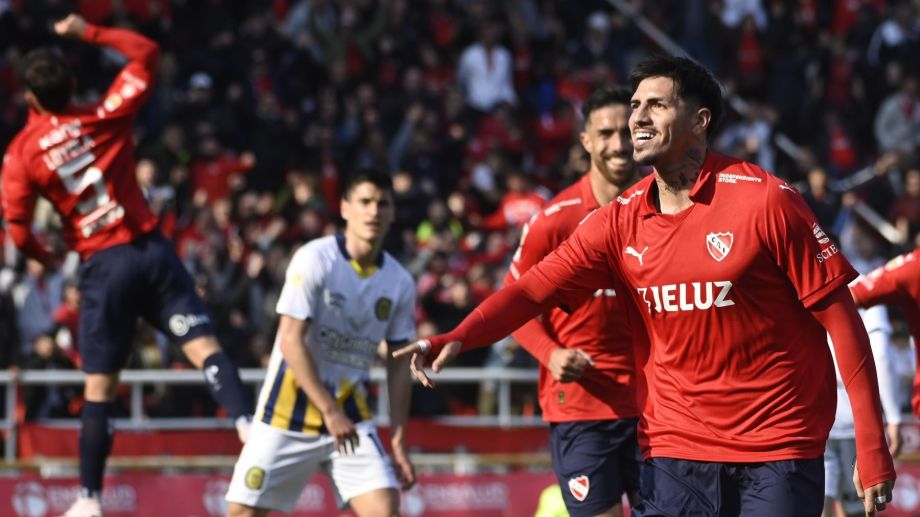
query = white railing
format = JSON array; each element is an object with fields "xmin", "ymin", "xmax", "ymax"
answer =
[{"xmin": 0, "ymin": 367, "xmax": 542, "ymax": 462}]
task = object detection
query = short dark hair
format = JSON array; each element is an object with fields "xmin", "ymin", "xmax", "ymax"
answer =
[
  {"xmin": 630, "ymin": 55, "xmax": 724, "ymax": 139},
  {"xmin": 22, "ymin": 47, "xmax": 73, "ymax": 113},
  {"xmin": 581, "ymin": 85, "xmax": 632, "ymax": 122},
  {"xmin": 342, "ymin": 168, "xmax": 393, "ymax": 199}
]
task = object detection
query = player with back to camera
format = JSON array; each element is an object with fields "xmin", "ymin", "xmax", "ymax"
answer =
[
  {"xmin": 395, "ymin": 55, "xmax": 896, "ymax": 516},
  {"xmin": 225, "ymin": 170, "xmax": 417, "ymax": 517},
  {"xmin": 506, "ymin": 86, "xmax": 645, "ymax": 517},
  {"xmin": 1, "ymin": 14, "xmax": 253, "ymax": 517}
]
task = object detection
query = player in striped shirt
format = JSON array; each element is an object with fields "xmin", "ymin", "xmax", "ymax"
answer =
[{"xmin": 226, "ymin": 170, "xmax": 417, "ymax": 517}]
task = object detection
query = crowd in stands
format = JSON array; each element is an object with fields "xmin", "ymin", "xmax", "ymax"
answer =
[{"xmin": 2, "ymin": 0, "xmax": 920, "ymax": 419}]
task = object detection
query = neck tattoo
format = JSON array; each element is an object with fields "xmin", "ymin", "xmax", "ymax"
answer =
[{"xmin": 660, "ymin": 148, "xmax": 705, "ymax": 193}]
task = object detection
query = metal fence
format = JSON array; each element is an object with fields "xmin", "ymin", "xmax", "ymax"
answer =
[{"xmin": 0, "ymin": 367, "xmax": 542, "ymax": 462}]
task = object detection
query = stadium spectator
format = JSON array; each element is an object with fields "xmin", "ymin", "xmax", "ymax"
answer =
[
  {"xmin": 802, "ymin": 166, "xmax": 845, "ymax": 234},
  {"xmin": 479, "ymin": 170, "xmax": 546, "ymax": 231},
  {"xmin": 888, "ymin": 166, "xmax": 920, "ymax": 244},
  {"xmin": 189, "ymin": 136, "xmax": 256, "ymax": 205},
  {"xmin": 873, "ymin": 74, "xmax": 920, "ymax": 155},
  {"xmin": 867, "ymin": 0, "xmax": 920, "ymax": 69},
  {"xmin": 52, "ymin": 278, "xmax": 81, "ymax": 367},
  {"xmin": 11, "ymin": 258, "xmax": 63, "ymax": 359},
  {"xmin": 457, "ymin": 16, "xmax": 517, "ymax": 113},
  {"xmin": 714, "ymin": 101, "xmax": 775, "ymax": 172},
  {"xmin": 0, "ymin": 270, "xmax": 20, "ymax": 370},
  {"xmin": 22, "ymin": 331, "xmax": 79, "ymax": 421}
]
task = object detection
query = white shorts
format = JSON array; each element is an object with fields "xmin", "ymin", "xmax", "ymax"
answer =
[
  {"xmin": 824, "ymin": 437, "xmax": 862, "ymax": 514},
  {"xmin": 225, "ymin": 420, "xmax": 398, "ymax": 513}
]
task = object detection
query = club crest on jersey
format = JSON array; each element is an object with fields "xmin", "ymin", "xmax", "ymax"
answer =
[
  {"xmin": 375, "ymin": 297, "xmax": 392, "ymax": 321},
  {"xmin": 568, "ymin": 475, "xmax": 590, "ymax": 501},
  {"xmin": 706, "ymin": 232, "xmax": 733, "ymax": 262}
]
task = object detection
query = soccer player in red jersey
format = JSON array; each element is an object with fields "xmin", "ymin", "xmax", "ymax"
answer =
[
  {"xmin": 850, "ymin": 249, "xmax": 920, "ymax": 414},
  {"xmin": 1, "ymin": 15, "xmax": 253, "ymax": 517},
  {"xmin": 396, "ymin": 55, "xmax": 896, "ymax": 516},
  {"xmin": 507, "ymin": 86, "xmax": 643, "ymax": 517}
]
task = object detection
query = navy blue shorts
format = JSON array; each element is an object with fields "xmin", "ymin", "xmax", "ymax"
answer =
[
  {"xmin": 78, "ymin": 231, "xmax": 215, "ymax": 373},
  {"xmin": 631, "ymin": 457, "xmax": 824, "ymax": 517},
  {"xmin": 549, "ymin": 418, "xmax": 640, "ymax": 517}
]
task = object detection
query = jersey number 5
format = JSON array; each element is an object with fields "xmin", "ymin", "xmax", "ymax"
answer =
[{"xmin": 56, "ymin": 152, "xmax": 125, "ymax": 237}]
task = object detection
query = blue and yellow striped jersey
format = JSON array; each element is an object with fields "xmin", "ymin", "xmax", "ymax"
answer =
[{"xmin": 255, "ymin": 234, "xmax": 416, "ymax": 434}]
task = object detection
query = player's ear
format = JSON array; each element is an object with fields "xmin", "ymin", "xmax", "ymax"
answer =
[
  {"xmin": 693, "ymin": 107, "xmax": 711, "ymax": 137},
  {"xmin": 339, "ymin": 196, "xmax": 350, "ymax": 222},
  {"xmin": 579, "ymin": 130, "xmax": 592, "ymax": 155}
]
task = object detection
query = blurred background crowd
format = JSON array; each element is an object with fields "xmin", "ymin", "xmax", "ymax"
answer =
[{"xmin": 1, "ymin": 0, "xmax": 920, "ymax": 420}]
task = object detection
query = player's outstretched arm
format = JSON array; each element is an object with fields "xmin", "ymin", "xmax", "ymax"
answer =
[
  {"xmin": 813, "ymin": 286, "xmax": 895, "ymax": 513},
  {"xmin": 55, "ymin": 13, "xmax": 159, "ymax": 76},
  {"xmin": 392, "ymin": 339, "xmax": 462, "ymax": 388},
  {"xmin": 395, "ymin": 208, "xmax": 614, "ymax": 386},
  {"xmin": 505, "ymin": 225, "xmax": 594, "ymax": 382},
  {"xmin": 392, "ymin": 280, "xmax": 552, "ymax": 387}
]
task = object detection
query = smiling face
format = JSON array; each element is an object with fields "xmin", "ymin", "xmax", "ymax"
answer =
[
  {"xmin": 580, "ymin": 103, "xmax": 636, "ymax": 188},
  {"xmin": 341, "ymin": 181, "xmax": 394, "ymax": 245},
  {"xmin": 629, "ymin": 76, "xmax": 707, "ymax": 169}
]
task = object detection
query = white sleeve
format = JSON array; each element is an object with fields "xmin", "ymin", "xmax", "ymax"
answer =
[
  {"xmin": 863, "ymin": 306, "xmax": 902, "ymax": 424},
  {"xmin": 275, "ymin": 244, "xmax": 326, "ymax": 320},
  {"xmin": 386, "ymin": 276, "xmax": 417, "ymax": 343}
]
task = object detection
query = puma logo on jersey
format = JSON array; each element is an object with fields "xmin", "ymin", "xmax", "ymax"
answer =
[
  {"xmin": 779, "ymin": 183, "xmax": 797, "ymax": 192},
  {"xmin": 637, "ymin": 281, "xmax": 735, "ymax": 313},
  {"xmin": 625, "ymin": 246, "xmax": 649, "ymax": 266}
]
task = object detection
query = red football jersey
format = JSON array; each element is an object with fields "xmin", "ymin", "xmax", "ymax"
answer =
[
  {"xmin": 851, "ymin": 249, "xmax": 920, "ymax": 340},
  {"xmin": 851, "ymin": 249, "xmax": 920, "ymax": 411},
  {"xmin": 506, "ymin": 174, "xmax": 642, "ymax": 422},
  {"xmin": 521, "ymin": 152, "xmax": 857, "ymax": 462},
  {"xmin": 1, "ymin": 25, "xmax": 159, "ymax": 259}
]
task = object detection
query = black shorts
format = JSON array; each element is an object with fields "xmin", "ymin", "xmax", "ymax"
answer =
[
  {"xmin": 77, "ymin": 231, "xmax": 214, "ymax": 373},
  {"xmin": 549, "ymin": 418, "xmax": 640, "ymax": 517},
  {"xmin": 631, "ymin": 457, "xmax": 824, "ymax": 517}
]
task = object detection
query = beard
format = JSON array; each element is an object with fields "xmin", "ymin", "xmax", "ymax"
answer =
[
  {"xmin": 596, "ymin": 155, "xmax": 638, "ymax": 187},
  {"xmin": 633, "ymin": 147, "xmax": 658, "ymax": 166}
]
